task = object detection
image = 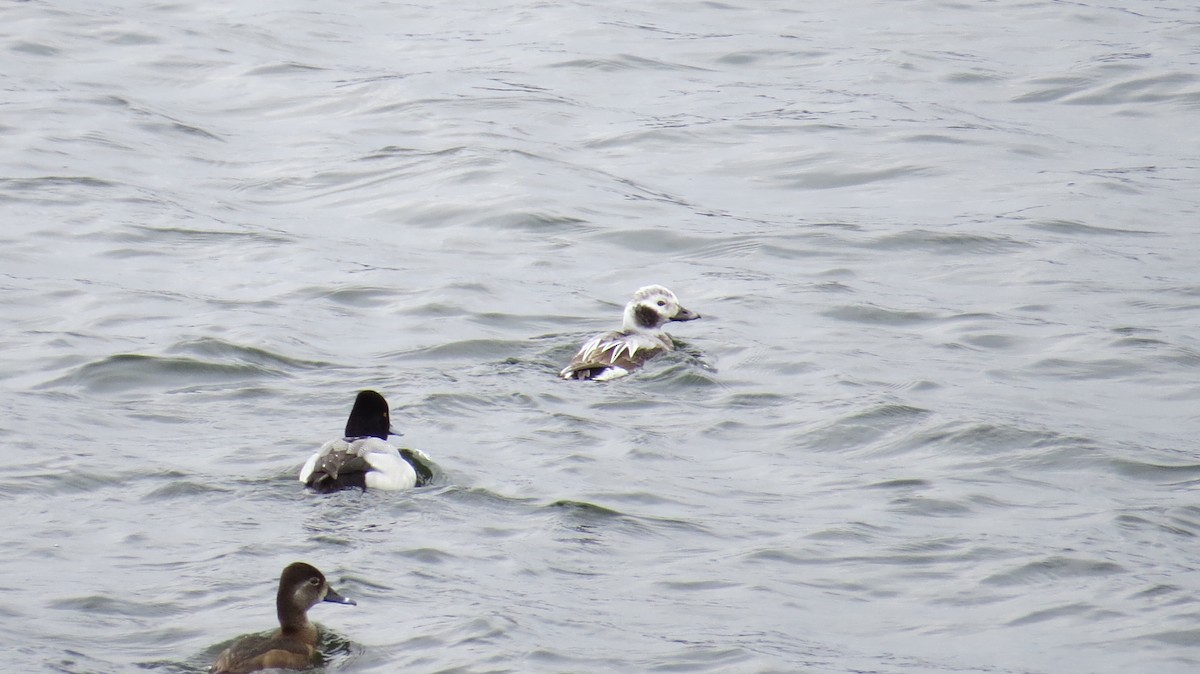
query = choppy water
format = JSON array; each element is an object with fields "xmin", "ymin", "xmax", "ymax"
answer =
[{"xmin": 3, "ymin": 1, "xmax": 1199, "ymax": 672}]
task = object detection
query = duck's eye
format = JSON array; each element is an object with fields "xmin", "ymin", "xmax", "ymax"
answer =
[
  {"xmin": 657, "ymin": 300, "xmax": 667, "ymax": 307},
  {"xmin": 308, "ymin": 578, "xmax": 321, "ymax": 586}
]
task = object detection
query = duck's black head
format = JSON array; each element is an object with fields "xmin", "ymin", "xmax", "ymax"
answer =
[{"xmin": 343, "ymin": 390, "xmax": 397, "ymax": 440}]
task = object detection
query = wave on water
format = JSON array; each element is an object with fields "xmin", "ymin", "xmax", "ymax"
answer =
[
  {"xmin": 43, "ymin": 353, "xmax": 289, "ymax": 394},
  {"xmin": 38, "ymin": 338, "xmax": 331, "ymax": 395}
]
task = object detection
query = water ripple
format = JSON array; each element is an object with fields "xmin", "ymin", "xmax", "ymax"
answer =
[{"xmin": 42, "ymin": 353, "xmax": 289, "ymax": 393}]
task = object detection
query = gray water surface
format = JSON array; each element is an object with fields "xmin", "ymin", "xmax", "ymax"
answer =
[{"xmin": 2, "ymin": 1, "xmax": 1199, "ymax": 673}]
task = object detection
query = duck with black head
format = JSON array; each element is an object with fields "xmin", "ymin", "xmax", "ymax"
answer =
[
  {"xmin": 560, "ymin": 285, "xmax": 701, "ymax": 381},
  {"xmin": 210, "ymin": 562, "xmax": 355, "ymax": 674},
  {"xmin": 299, "ymin": 390, "xmax": 435, "ymax": 493}
]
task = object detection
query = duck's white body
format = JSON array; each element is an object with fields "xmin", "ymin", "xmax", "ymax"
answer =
[
  {"xmin": 299, "ymin": 390, "xmax": 435, "ymax": 493},
  {"xmin": 560, "ymin": 285, "xmax": 700, "ymax": 381},
  {"xmin": 299, "ymin": 437, "xmax": 427, "ymax": 491}
]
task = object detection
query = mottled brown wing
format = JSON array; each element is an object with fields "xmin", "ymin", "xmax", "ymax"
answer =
[
  {"xmin": 313, "ymin": 450, "xmax": 369, "ymax": 480},
  {"xmin": 305, "ymin": 450, "xmax": 372, "ymax": 492},
  {"xmin": 562, "ymin": 343, "xmax": 666, "ymax": 380}
]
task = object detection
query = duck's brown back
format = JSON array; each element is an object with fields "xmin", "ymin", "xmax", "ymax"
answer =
[{"xmin": 210, "ymin": 628, "xmax": 317, "ymax": 674}]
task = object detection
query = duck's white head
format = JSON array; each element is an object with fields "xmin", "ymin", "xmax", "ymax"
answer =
[{"xmin": 621, "ymin": 285, "xmax": 700, "ymax": 333}]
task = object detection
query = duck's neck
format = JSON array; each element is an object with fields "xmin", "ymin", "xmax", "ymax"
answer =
[
  {"xmin": 277, "ymin": 587, "xmax": 315, "ymax": 638},
  {"xmin": 277, "ymin": 608, "xmax": 315, "ymax": 638}
]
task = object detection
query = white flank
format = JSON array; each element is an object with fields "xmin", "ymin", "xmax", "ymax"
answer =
[
  {"xmin": 592, "ymin": 366, "xmax": 630, "ymax": 381},
  {"xmin": 363, "ymin": 451, "xmax": 418, "ymax": 490},
  {"xmin": 298, "ymin": 453, "xmax": 319, "ymax": 483}
]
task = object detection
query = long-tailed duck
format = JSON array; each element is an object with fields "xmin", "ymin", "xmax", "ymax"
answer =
[
  {"xmin": 299, "ymin": 390, "xmax": 434, "ymax": 492},
  {"xmin": 209, "ymin": 562, "xmax": 355, "ymax": 674},
  {"xmin": 560, "ymin": 285, "xmax": 701, "ymax": 381}
]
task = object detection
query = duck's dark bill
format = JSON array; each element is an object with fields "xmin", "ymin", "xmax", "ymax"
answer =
[
  {"xmin": 324, "ymin": 587, "xmax": 357, "ymax": 605},
  {"xmin": 671, "ymin": 308, "xmax": 701, "ymax": 321}
]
